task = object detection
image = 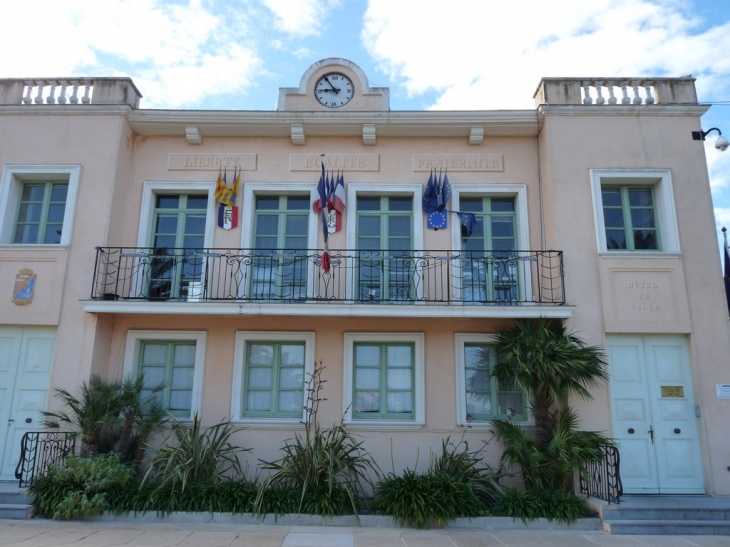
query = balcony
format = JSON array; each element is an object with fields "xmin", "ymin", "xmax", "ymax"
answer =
[{"xmin": 85, "ymin": 247, "xmax": 571, "ymax": 319}]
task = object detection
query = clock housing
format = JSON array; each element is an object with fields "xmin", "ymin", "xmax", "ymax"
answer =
[{"xmin": 314, "ymin": 72, "xmax": 354, "ymax": 108}]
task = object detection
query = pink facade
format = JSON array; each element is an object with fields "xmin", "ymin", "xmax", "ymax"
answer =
[{"xmin": 1, "ymin": 60, "xmax": 728, "ymax": 496}]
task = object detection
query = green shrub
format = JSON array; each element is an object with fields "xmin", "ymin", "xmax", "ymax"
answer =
[
  {"xmin": 29, "ymin": 454, "xmax": 134, "ymax": 519},
  {"xmin": 492, "ymin": 488, "xmax": 591, "ymax": 523},
  {"xmin": 374, "ymin": 469, "xmax": 485, "ymax": 528},
  {"xmin": 431, "ymin": 436, "xmax": 503, "ymax": 509},
  {"xmin": 142, "ymin": 414, "xmax": 248, "ymax": 493},
  {"xmin": 255, "ymin": 365, "xmax": 379, "ymax": 517}
]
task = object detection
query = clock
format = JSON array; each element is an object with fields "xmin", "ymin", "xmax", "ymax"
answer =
[{"xmin": 314, "ymin": 72, "xmax": 354, "ymax": 108}]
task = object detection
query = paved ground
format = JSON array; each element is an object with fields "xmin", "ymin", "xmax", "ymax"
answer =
[{"xmin": 2, "ymin": 519, "xmax": 730, "ymax": 547}]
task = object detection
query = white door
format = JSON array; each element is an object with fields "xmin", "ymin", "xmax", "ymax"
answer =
[
  {"xmin": 607, "ymin": 334, "xmax": 704, "ymax": 494},
  {"xmin": 0, "ymin": 327, "xmax": 56, "ymax": 480}
]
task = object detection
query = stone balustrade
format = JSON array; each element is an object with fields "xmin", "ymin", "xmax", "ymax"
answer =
[
  {"xmin": 0, "ymin": 77, "xmax": 142, "ymax": 108},
  {"xmin": 534, "ymin": 77, "xmax": 698, "ymax": 107}
]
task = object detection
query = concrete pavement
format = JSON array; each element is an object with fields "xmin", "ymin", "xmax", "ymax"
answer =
[{"xmin": 3, "ymin": 518, "xmax": 730, "ymax": 547}]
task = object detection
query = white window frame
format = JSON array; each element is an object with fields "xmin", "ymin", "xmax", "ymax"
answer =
[
  {"xmin": 343, "ymin": 332, "xmax": 425, "ymax": 430},
  {"xmin": 590, "ymin": 169, "xmax": 679, "ymax": 254},
  {"xmin": 345, "ymin": 183, "xmax": 424, "ymax": 301},
  {"xmin": 449, "ymin": 184, "xmax": 532, "ymax": 302},
  {"xmin": 454, "ymin": 333, "xmax": 530, "ymax": 429},
  {"xmin": 0, "ymin": 165, "xmax": 81, "ymax": 246},
  {"xmin": 232, "ymin": 331, "xmax": 315, "ymax": 427},
  {"xmin": 122, "ymin": 330, "xmax": 206, "ymax": 419}
]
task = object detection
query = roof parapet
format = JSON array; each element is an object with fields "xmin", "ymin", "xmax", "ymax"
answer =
[
  {"xmin": 0, "ymin": 77, "xmax": 143, "ymax": 108},
  {"xmin": 534, "ymin": 77, "xmax": 698, "ymax": 107}
]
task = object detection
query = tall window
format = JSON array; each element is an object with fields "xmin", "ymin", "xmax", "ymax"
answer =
[
  {"xmin": 601, "ymin": 186, "xmax": 659, "ymax": 251},
  {"xmin": 138, "ymin": 340, "xmax": 196, "ymax": 416},
  {"xmin": 13, "ymin": 181, "xmax": 68, "ymax": 244},
  {"xmin": 251, "ymin": 195, "xmax": 309, "ymax": 300},
  {"xmin": 462, "ymin": 343, "xmax": 525, "ymax": 421},
  {"xmin": 353, "ymin": 342, "xmax": 414, "ymax": 419},
  {"xmin": 242, "ymin": 341, "xmax": 305, "ymax": 418},
  {"xmin": 460, "ymin": 197, "xmax": 518, "ymax": 303},
  {"xmin": 356, "ymin": 196, "xmax": 413, "ymax": 302},
  {"xmin": 149, "ymin": 194, "xmax": 207, "ymax": 299}
]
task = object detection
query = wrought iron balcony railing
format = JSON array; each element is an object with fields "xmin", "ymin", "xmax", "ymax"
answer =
[{"xmin": 91, "ymin": 247, "xmax": 565, "ymax": 306}]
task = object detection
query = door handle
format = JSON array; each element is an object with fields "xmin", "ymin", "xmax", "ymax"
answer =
[
  {"xmin": 674, "ymin": 428, "xmax": 681, "ymax": 434},
  {"xmin": 628, "ymin": 428, "xmax": 635, "ymax": 434},
  {"xmin": 648, "ymin": 425, "xmax": 654, "ymax": 444},
  {"xmin": 7, "ymin": 418, "xmax": 14, "ymax": 423}
]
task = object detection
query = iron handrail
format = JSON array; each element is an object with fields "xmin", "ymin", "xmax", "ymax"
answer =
[
  {"xmin": 579, "ymin": 444, "xmax": 623, "ymax": 504},
  {"xmin": 14, "ymin": 431, "xmax": 76, "ymax": 488}
]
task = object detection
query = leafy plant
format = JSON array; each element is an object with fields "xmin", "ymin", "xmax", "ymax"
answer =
[
  {"xmin": 255, "ymin": 364, "xmax": 379, "ymax": 517},
  {"xmin": 491, "ymin": 488, "xmax": 591, "ymax": 523},
  {"xmin": 489, "ymin": 319, "xmax": 612, "ymax": 492},
  {"xmin": 491, "ymin": 319, "xmax": 609, "ymax": 451},
  {"xmin": 29, "ymin": 453, "xmax": 134, "ymax": 519},
  {"xmin": 431, "ymin": 436, "xmax": 503, "ymax": 508},
  {"xmin": 493, "ymin": 409, "xmax": 613, "ymax": 492},
  {"xmin": 142, "ymin": 414, "xmax": 248, "ymax": 493},
  {"xmin": 374, "ymin": 469, "xmax": 484, "ymax": 528},
  {"xmin": 42, "ymin": 374, "xmax": 167, "ymax": 464}
]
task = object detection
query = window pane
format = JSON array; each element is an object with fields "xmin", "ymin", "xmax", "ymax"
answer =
[
  {"xmin": 460, "ymin": 198, "xmax": 482, "ymax": 212},
  {"xmin": 249, "ymin": 344, "xmax": 274, "ymax": 365},
  {"xmin": 21, "ymin": 184, "xmax": 45, "ymax": 201},
  {"xmin": 356, "ymin": 368, "xmax": 379, "ymax": 389},
  {"xmin": 185, "ymin": 215, "xmax": 206, "ymax": 235},
  {"xmin": 601, "ymin": 188, "xmax": 622, "ymax": 207},
  {"xmin": 17, "ymin": 203, "xmax": 42, "ymax": 223},
  {"xmin": 357, "ymin": 197, "xmax": 380, "ymax": 210},
  {"xmin": 279, "ymin": 368, "xmax": 303, "ymax": 389},
  {"xmin": 141, "ymin": 365, "xmax": 165, "ymax": 386},
  {"xmin": 355, "ymin": 345, "xmax": 380, "ymax": 366},
  {"xmin": 173, "ymin": 344, "xmax": 196, "ymax": 365},
  {"xmin": 47, "ymin": 204, "xmax": 66, "ymax": 223},
  {"xmin": 358, "ymin": 216, "xmax": 380, "ymax": 236},
  {"xmin": 50, "ymin": 184, "xmax": 68, "ymax": 201},
  {"xmin": 248, "ymin": 367, "xmax": 272, "ymax": 389},
  {"xmin": 628, "ymin": 189, "xmax": 653, "ymax": 207},
  {"xmin": 169, "ymin": 390, "xmax": 192, "ymax": 411},
  {"xmin": 387, "ymin": 345, "xmax": 411, "ymax": 366},
  {"xmin": 156, "ymin": 195, "xmax": 179, "ymax": 209},
  {"xmin": 389, "ymin": 216, "xmax": 411, "ymax": 237},
  {"xmin": 603, "ymin": 208, "xmax": 625, "ymax": 228},
  {"xmin": 491, "ymin": 198, "xmax": 514, "ymax": 212},
  {"xmin": 281, "ymin": 344, "xmax": 305, "ymax": 365},
  {"xmin": 491, "ymin": 217, "xmax": 514, "ymax": 238},
  {"xmin": 387, "ymin": 392, "xmax": 412, "ymax": 413},
  {"xmin": 43, "ymin": 224, "xmax": 62, "ymax": 244},
  {"xmin": 171, "ymin": 367, "xmax": 194, "ymax": 389},
  {"xmin": 634, "ymin": 230, "xmax": 657, "ymax": 250},
  {"xmin": 605, "ymin": 230, "xmax": 627, "ymax": 249},
  {"xmin": 631, "ymin": 209, "xmax": 655, "ymax": 229},
  {"xmin": 466, "ymin": 367, "xmax": 491, "ymax": 392},
  {"xmin": 155, "ymin": 215, "xmax": 178, "ymax": 234},
  {"xmin": 466, "ymin": 394, "xmax": 491, "ymax": 416},
  {"xmin": 387, "ymin": 368, "xmax": 411, "ymax": 389},
  {"xmin": 247, "ymin": 391, "xmax": 271, "ymax": 411},
  {"xmin": 355, "ymin": 391, "xmax": 379, "ymax": 412},
  {"xmin": 186, "ymin": 195, "xmax": 208, "ymax": 209},
  {"xmin": 286, "ymin": 215, "xmax": 307, "ymax": 235},
  {"xmin": 256, "ymin": 196, "xmax": 279, "ymax": 210},
  {"xmin": 389, "ymin": 197, "xmax": 412, "ymax": 211},
  {"xmin": 256, "ymin": 215, "xmax": 278, "ymax": 236},
  {"xmin": 288, "ymin": 196, "xmax": 309, "ymax": 210},
  {"xmin": 142, "ymin": 343, "xmax": 167, "ymax": 365},
  {"xmin": 278, "ymin": 391, "xmax": 303, "ymax": 412}
]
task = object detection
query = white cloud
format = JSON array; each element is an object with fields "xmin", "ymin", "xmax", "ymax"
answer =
[
  {"xmin": 362, "ymin": 0, "xmax": 730, "ymax": 109},
  {"xmin": 263, "ymin": 0, "xmax": 341, "ymax": 37},
  {"xmin": 0, "ymin": 0, "xmax": 264, "ymax": 108}
]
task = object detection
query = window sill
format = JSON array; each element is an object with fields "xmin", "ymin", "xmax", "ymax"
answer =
[
  {"xmin": 232, "ymin": 418, "xmax": 305, "ymax": 429},
  {"xmin": 598, "ymin": 251, "xmax": 681, "ymax": 259},
  {"xmin": 0, "ymin": 244, "xmax": 69, "ymax": 251},
  {"xmin": 343, "ymin": 420, "xmax": 424, "ymax": 431}
]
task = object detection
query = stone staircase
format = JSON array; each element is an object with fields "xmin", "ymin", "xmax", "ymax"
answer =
[
  {"xmin": 0, "ymin": 483, "xmax": 35, "ymax": 520},
  {"xmin": 589, "ymin": 495, "xmax": 730, "ymax": 535}
]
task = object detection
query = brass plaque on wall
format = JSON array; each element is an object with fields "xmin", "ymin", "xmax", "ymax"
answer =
[{"xmin": 661, "ymin": 386, "xmax": 684, "ymax": 398}]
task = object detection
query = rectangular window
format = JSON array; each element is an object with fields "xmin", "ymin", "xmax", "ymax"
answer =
[
  {"xmin": 463, "ymin": 343, "xmax": 525, "ymax": 421},
  {"xmin": 243, "ymin": 341, "xmax": 305, "ymax": 417},
  {"xmin": 601, "ymin": 186, "xmax": 659, "ymax": 251},
  {"xmin": 13, "ymin": 181, "xmax": 68, "ymax": 244},
  {"xmin": 0, "ymin": 166, "xmax": 80, "ymax": 246},
  {"xmin": 343, "ymin": 332, "xmax": 425, "ymax": 429},
  {"xmin": 460, "ymin": 197, "xmax": 518, "ymax": 303},
  {"xmin": 356, "ymin": 195, "xmax": 413, "ymax": 302},
  {"xmin": 232, "ymin": 331, "xmax": 315, "ymax": 425},
  {"xmin": 123, "ymin": 331, "xmax": 205, "ymax": 420},
  {"xmin": 590, "ymin": 170, "xmax": 677, "ymax": 253},
  {"xmin": 138, "ymin": 340, "xmax": 196, "ymax": 416},
  {"xmin": 252, "ymin": 195, "xmax": 310, "ymax": 300},
  {"xmin": 353, "ymin": 342, "xmax": 414, "ymax": 419}
]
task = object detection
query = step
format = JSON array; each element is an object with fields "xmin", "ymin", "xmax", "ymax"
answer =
[
  {"xmin": 0, "ymin": 503, "xmax": 35, "ymax": 520},
  {"xmin": 0, "ymin": 491, "xmax": 31, "ymax": 504},
  {"xmin": 601, "ymin": 507, "xmax": 730, "ymax": 521},
  {"xmin": 604, "ymin": 519, "xmax": 730, "ymax": 535}
]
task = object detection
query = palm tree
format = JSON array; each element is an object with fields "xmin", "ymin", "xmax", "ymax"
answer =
[{"xmin": 491, "ymin": 319, "xmax": 609, "ymax": 451}]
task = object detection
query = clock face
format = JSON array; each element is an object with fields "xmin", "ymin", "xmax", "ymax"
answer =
[{"xmin": 314, "ymin": 72, "xmax": 354, "ymax": 108}]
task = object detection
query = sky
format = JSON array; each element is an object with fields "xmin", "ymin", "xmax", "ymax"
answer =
[{"xmin": 2, "ymin": 0, "xmax": 730, "ymax": 254}]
